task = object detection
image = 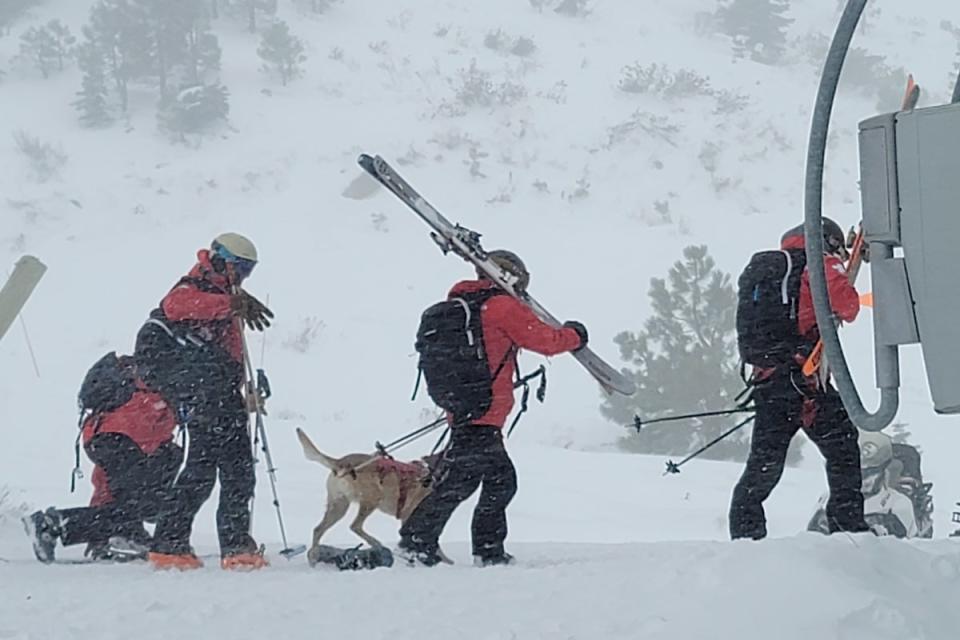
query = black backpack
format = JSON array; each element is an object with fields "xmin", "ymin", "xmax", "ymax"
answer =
[
  {"xmin": 736, "ymin": 248, "xmax": 807, "ymax": 368},
  {"xmin": 78, "ymin": 351, "xmax": 137, "ymax": 416},
  {"xmin": 415, "ymin": 289, "xmax": 511, "ymax": 425}
]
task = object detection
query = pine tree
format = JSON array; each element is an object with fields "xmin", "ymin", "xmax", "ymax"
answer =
[
  {"xmin": 85, "ymin": 0, "xmax": 153, "ymax": 113},
  {"xmin": 0, "ymin": 0, "xmax": 39, "ymax": 37},
  {"xmin": 889, "ymin": 421, "xmax": 913, "ymax": 446},
  {"xmin": 80, "ymin": 0, "xmax": 226, "ymax": 121},
  {"xmin": 292, "ymin": 0, "xmax": 337, "ymax": 14},
  {"xmin": 715, "ymin": 0, "xmax": 793, "ymax": 65},
  {"xmin": 258, "ymin": 20, "xmax": 306, "ymax": 86},
  {"xmin": 216, "ymin": 0, "xmax": 276, "ymax": 32},
  {"xmin": 158, "ymin": 82, "xmax": 229, "ymax": 135},
  {"xmin": 603, "ymin": 246, "xmax": 802, "ymax": 463},
  {"xmin": 45, "ymin": 20, "xmax": 76, "ymax": 71},
  {"xmin": 18, "ymin": 25, "xmax": 58, "ymax": 78},
  {"xmin": 73, "ymin": 40, "xmax": 113, "ymax": 127},
  {"xmin": 19, "ymin": 20, "xmax": 76, "ymax": 77}
]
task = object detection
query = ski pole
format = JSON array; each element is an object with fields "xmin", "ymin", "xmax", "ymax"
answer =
[
  {"xmin": 349, "ymin": 416, "xmax": 449, "ymax": 474},
  {"xmin": 663, "ymin": 413, "xmax": 756, "ymax": 475},
  {"xmin": 377, "ymin": 416, "xmax": 447, "ymax": 453},
  {"xmin": 635, "ymin": 386, "xmax": 753, "ymax": 432},
  {"xmin": 634, "ymin": 406, "xmax": 754, "ymax": 432},
  {"xmin": 235, "ymin": 291, "xmax": 305, "ymax": 559}
]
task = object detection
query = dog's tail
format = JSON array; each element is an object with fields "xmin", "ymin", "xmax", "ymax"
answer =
[{"xmin": 296, "ymin": 427, "xmax": 340, "ymax": 470}]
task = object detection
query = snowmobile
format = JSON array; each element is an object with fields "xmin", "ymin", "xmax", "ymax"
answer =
[{"xmin": 807, "ymin": 430, "xmax": 933, "ymax": 538}]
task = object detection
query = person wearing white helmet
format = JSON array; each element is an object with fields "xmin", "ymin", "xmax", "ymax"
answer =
[
  {"xmin": 857, "ymin": 431, "xmax": 918, "ymax": 537},
  {"xmin": 134, "ymin": 233, "xmax": 273, "ymax": 571}
]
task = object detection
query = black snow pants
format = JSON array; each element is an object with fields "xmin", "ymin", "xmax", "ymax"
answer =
[
  {"xmin": 729, "ymin": 369, "xmax": 867, "ymax": 540},
  {"xmin": 151, "ymin": 389, "xmax": 256, "ymax": 557},
  {"xmin": 400, "ymin": 426, "xmax": 517, "ymax": 559},
  {"xmin": 59, "ymin": 433, "xmax": 183, "ymax": 548}
]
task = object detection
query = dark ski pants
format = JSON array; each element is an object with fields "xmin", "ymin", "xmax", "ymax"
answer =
[
  {"xmin": 400, "ymin": 426, "xmax": 517, "ymax": 558},
  {"xmin": 729, "ymin": 371, "xmax": 867, "ymax": 540},
  {"xmin": 152, "ymin": 391, "xmax": 256, "ymax": 557},
  {"xmin": 59, "ymin": 433, "xmax": 182, "ymax": 548}
]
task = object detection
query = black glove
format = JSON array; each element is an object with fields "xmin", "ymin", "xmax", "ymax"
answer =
[
  {"xmin": 563, "ymin": 320, "xmax": 588, "ymax": 352},
  {"xmin": 230, "ymin": 291, "xmax": 274, "ymax": 331}
]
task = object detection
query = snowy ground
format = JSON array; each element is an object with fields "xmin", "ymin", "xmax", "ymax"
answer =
[
  {"xmin": 4, "ymin": 448, "xmax": 960, "ymax": 640},
  {"xmin": 4, "ymin": 0, "xmax": 960, "ymax": 638}
]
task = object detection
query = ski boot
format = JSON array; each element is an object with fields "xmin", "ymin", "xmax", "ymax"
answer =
[
  {"xmin": 22, "ymin": 508, "xmax": 62, "ymax": 564},
  {"xmin": 474, "ymin": 551, "xmax": 515, "ymax": 568},
  {"xmin": 397, "ymin": 538, "xmax": 443, "ymax": 567}
]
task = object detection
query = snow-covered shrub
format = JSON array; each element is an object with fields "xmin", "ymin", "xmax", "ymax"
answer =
[
  {"xmin": 618, "ymin": 62, "xmax": 712, "ymax": 100},
  {"xmin": 13, "ymin": 130, "xmax": 67, "ymax": 182}
]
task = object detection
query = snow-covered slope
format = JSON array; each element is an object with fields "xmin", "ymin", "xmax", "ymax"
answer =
[{"xmin": 3, "ymin": 1, "xmax": 960, "ymax": 637}]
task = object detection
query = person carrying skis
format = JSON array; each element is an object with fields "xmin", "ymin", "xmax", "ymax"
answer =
[
  {"xmin": 135, "ymin": 233, "xmax": 273, "ymax": 570},
  {"xmin": 23, "ymin": 354, "xmax": 182, "ymax": 563},
  {"xmin": 729, "ymin": 219, "xmax": 869, "ymax": 540},
  {"xmin": 398, "ymin": 250, "xmax": 588, "ymax": 567}
]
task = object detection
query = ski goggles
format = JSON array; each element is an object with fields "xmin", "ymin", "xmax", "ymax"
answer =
[{"xmin": 213, "ymin": 244, "xmax": 257, "ymax": 280}]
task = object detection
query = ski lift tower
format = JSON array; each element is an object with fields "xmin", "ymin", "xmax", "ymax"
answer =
[{"xmin": 805, "ymin": 0, "xmax": 960, "ymax": 431}]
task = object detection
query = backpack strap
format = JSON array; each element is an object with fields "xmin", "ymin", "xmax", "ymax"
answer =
[{"xmin": 778, "ymin": 250, "xmax": 793, "ymax": 304}]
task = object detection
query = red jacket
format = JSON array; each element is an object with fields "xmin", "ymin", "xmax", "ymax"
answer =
[
  {"xmin": 83, "ymin": 387, "xmax": 178, "ymax": 507},
  {"xmin": 780, "ymin": 234, "xmax": 860, "ymax": 341},
  {"xmin": 160, "ymin": 249, "xmax": 242, "ymax": 363},
  {"xmin": 81, "ymin": 388, "xmax": 178, "ymax": 455},
  {"xmin": 449, "ymin": 280, "xmax": 583, "ymax": 428}
]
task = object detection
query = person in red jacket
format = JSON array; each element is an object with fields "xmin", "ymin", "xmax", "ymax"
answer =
[
  {"xmin": 134, "ymin": 233, "xmax": 273, "ymax": 571},
  {"xmin": 23, "ymin": 357, "xmax": 182, "ymax": 563},
  {"xmin": 399, "ymin": 250, "xmax": 587, "ymax": 567},
  {"xmin": 729, "ymin": 220, "xmax": 869, "ymax": 540}
]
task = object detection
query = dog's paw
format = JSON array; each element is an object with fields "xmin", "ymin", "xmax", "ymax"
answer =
[{"xmin": 306, "ymin": 546, "xmax": 321, "ymax": 567}]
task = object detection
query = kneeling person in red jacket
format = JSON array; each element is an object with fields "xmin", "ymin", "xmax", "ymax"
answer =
[
  {"xmin": 399, "ymin": 250, "xmax": 588, "ymax": 567},
  {"xmin": 24, "ymin": 355, "xmax": 182, "ymax": 563}
]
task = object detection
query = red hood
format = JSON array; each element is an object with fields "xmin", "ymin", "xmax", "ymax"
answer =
[
  {"xmin": 448, "ymin": 279, "xmax": 501, "ymax": 298},
  {"xmin": 781, "ymin": 233, "xmax": 805, "ymax": 251},
  {"xmin": 190, "ymin": 249, "xmax": 231, "ymax": 290}
]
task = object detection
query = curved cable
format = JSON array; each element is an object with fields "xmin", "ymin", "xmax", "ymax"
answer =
[{"xmin": 804, "ymin": 0, "xmax": 898, "ymax": 432}]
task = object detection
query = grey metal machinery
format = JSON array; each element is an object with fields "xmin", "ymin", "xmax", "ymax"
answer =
[{"xmin": 805, "ymin": 0, "xmax": 960, "ymax": 431}]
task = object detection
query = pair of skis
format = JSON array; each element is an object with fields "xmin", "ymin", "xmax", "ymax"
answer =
[
  {"xmin": 801, "ymin": 74, "xmax": 920, "ymax": 382},
  {"xmin": 357, "ymin": 154, "xmax": 636, "ymax": 397}
]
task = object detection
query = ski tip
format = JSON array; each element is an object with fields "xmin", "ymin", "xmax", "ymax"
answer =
[{"xmin": 357, "ymin": 154, "xmax": 376, "ymax": 174}]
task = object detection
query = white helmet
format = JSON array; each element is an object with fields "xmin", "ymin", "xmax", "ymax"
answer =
[
  {"xmin": 858, "ymin": 430, "xmax": 893, "ymax": 469},
  {"xmin": 212, "ymin": 232, "xmax": 258, "ymax": 262}
]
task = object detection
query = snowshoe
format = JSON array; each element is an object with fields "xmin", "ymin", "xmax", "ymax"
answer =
[
  {"xmin": 308, "ymin": 544, "xmax": 393, "ymax": 571},
  {"xmin": 148, "ymin": 551, "xmax": 203, "ymax": 571},
  {"xmin": 22, "ymin": 508, "xmax": 61, "ymax": 564}
]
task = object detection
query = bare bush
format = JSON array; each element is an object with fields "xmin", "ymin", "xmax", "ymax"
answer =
[
  {"xmin": 484, "ymin": 29, "xmax": 537, "ymax": 57},
  {"xmin": 438, "ymin": 60, "xmax": 527, "ymax": 116},
  {"xmin": 618, "ymin": 62, "xmax": 711, "ymax": 99},
  {"xmin": 554, "ymin": 0, "xmax": 592, "ymax": 17},
  {"xmin": 606, "ymin": 110, "xmax": 682, "ymax": 149},
  {"xmin": 13, "ymin": 130, "xmax": 67, "ymax": 182}
]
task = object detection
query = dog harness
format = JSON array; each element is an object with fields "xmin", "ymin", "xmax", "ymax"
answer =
[{"xmin": 375, "ymin": 457, "xmax": 427, "ymax": 518}]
